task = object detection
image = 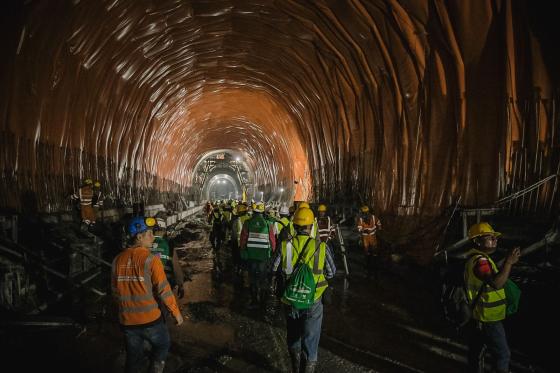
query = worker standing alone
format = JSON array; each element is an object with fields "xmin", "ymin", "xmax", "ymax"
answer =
[
  {"xmin": 73, "ymin": 178, "xmax": 96, "ymax": 228},
  {"xmin": 464, "ymin": 222, "xmax": 520, "ymax": 373},
  {"xmin": 316, "ymin": 204, "xmax": 335, "ymax": 244},
  {"xmin": 357, "ymin": 205, "xmax": 382, "ymax": 279}
]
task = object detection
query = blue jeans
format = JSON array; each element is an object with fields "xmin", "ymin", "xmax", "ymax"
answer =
[
  {"xmin": 286, "ymin": 300, "xmax": 324, "ymax": 362},
  {"xmin": 468, "ymin": 320, "xmax": 511, "ymax": 373},
  {"xmin": 123, "ymin": 320, "xmax": 170, "ymax": 373}
]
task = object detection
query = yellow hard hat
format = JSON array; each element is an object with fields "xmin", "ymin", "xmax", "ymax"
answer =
[
  {"xmin": 468, "ymin": 222, "xmax": 501, "ymax": 240},
  {"xmin": 298, "ymin": 201, "xmax": 310, "ymax": 209},
  {"xmin": 94, "ymin": 180, "xmax": 101, "ymax": 188},
  {"xmin": 293, "ymin": 207, "xmax": 314, "ymax": 226},
  {"xmin": 360, "ymin": 205, "xmax": 369, "ymax": 213},
  {"xmin": 145, "ymin": 217, "xmax": 157, "ymax": 228},
  {"xmin": 84, "ymin": 178, "xmax": 93, "ymax": 185},
  {"xmin": 318, "ymin": 204, "xmax": 327, "ymax": 212},
  {"xmin": 237, "ymin": 204, "xmax": 247, "ymax": 213},
  {"xmin": 254, "ymin": 202, "xmax": 265, "ymax": 213}
]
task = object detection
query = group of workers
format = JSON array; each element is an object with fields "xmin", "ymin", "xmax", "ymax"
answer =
[
  {"xmin": 206, "ymin": 199, "xmax": 339, "ymax": 372},
  {"xmin": 108, "ymin": 192, "xmax": 518, "ymax": 373},
  {"xmin": 204, "ymin": 199, "xmax": 383, "ymax": 372}
]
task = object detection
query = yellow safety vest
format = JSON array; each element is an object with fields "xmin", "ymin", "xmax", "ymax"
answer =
[
  {"xmin": 465, "ymin": 249, "xmax": 507, "ymax": 322},
  {"xmin": 281, "ymin": 235, "xmax": 328, "ymax": 302}
]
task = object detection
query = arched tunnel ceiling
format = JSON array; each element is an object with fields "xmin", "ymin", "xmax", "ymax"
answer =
[{"xmin": 1, "ymin": 0, "xmax": 559, "ymax": 216}]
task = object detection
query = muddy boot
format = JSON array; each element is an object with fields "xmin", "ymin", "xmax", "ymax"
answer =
[
  {"xmin": 151, "ymin": 360, "xmax": 165, "ymax": 373},
  {"xmin": 288, "ymin": 349, "xmax": 301, "ymax": 373},
  {"xmin": 303, "ymin": 361, "xmax": 317, "ymax": 373}
]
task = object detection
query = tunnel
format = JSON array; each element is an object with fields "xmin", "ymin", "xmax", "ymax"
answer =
[{"xmin": 1, "ymin": 1, "xmax": 559, "ymax": 372}]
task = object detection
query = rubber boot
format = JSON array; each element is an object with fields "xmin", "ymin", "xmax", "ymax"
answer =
[
  {"xmin": 151, "ymin": 360, "xmax": 165, "ymax": 373},
  {"xmin": 304, "ymin": 361, "xmax": 317, "ymax": 373},
  {"xmin": 288, "ymin": 349, "xmax": 301, "ymax": 373}
]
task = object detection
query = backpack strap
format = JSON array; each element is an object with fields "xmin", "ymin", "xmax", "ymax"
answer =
[
  {"xmin": 293, "ymin": 237, "xmax": 313, "ymax": 267},
  {"xmin": 467, "ymin": 254, "xmax": 487, "ymax": 309}
]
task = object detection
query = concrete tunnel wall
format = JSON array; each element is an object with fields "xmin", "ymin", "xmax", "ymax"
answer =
[{"xmin": 1, "ymin": 1, "xmax": 559, "ymax": 219}]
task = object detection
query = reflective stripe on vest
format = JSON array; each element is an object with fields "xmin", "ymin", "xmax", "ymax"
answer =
[
  {"xmin": 465, "ymin": 249, "xmax": 507, "ymax": 322},
  {"xmin": 79, "ymin": 186, "xmax": 93, "ymax": 205},
  {"xmin": 112, "ymin": 249, "xmax": 163, "ymax": 325},
  {"xmin": 359, "ymin": 216, "xmax": 377, "ymax": 236},
  {"xmin": 246, "ymin": 216, "xmax": 271, "ymax": 251},
  {"xmin": 247, "ymin": 232, "xmax": 270, "ymax": 249},
  {"xmin": 317, "ymin": 216, "xmax": 332, "ymax": 240}
]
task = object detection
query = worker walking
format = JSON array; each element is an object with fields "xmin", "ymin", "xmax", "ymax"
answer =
[
  {"xmin": 272, "ymin": 207, "xmax": 336, "ymax": 373},
  {"xmin": 276, "ymin": 205, "xmax": 294, "ymax": 241},
  {"xmin": 209, "ymin": 204, "xmax": 225, "ymax": 258},
  {"xmin": 111, "ymin": 216, "xmax": 184, "ymax": 373},
  {"xmin": 297, "ymin": 202, "xmax": 318, "ymax": 239},
  {"xmin": 316, "ymin": 204, "xmax": 335, "ymax": 244},
  {"xmin": 231, "ymin": 203, "xmax": 251, "ymax": 277},
  {"xmin": 150, "ymin": 218, "xmax": 185, "ymax": 303},
  {"xmin": 357, "ymin": 205, "xmax": 382, "ymax": 279},
  {"xmin": 464, "ymin": 222, "xmax": 520, "ymax": 373},
  {"xmin": 240, "ymin": 202, "xmax": 276, "ymax": 308}
]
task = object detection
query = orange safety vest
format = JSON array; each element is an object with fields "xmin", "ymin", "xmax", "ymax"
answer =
[
  {"xmin": 79, "ymin": 185, "xmax": 93, "ymax": 206},
  {"xmin": 111, "ymin": 247, "xmax": 180, "ymax": 326},
  {"xmin": 317, "ymin": 216, "xmax": 334, "ymax": 242},
  {"xmin": 358, "ymin": 214, "xmax": 380, "ymax": 236}
]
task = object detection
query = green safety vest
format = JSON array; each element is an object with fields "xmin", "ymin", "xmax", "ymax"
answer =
[
  {"xmin": 151, "ymin": 236, "xmax": 174, "ymax": 283},
  {"xmin": 212, "ymin": 211, "xmax": 223, "ymax": 225},
  {"xmin": 465, "ymin": 249, "xmax": 507, "ymax": 322},
  {"xmin": 281, "ymin": 235, "xmax": 328, "ymax": 301},
  {"xmin": 244, "ymin": 214, "xmax": 273, "ymax": 261}
]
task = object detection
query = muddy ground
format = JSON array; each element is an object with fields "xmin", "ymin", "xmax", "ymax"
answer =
[{"xmin": 1, "ymin": 216, "xmax": 555, "ymax": 372}]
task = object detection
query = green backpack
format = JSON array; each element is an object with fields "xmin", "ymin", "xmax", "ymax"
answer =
[{"xmin": 283, "ymin": 238, "xmax": 318, "ymax": 309}]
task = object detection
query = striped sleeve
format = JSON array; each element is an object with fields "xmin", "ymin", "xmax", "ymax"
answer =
[
  {"xmin": 324, "ymin": 246, "xmax": 336, "ymax": 279},
  {"xmin": 151, "ymin": 256, "xmax": 180, "ymax": 318},
  {"xmin": 272, "ymin": 248, "xmax": 282, "ymax": 272}
]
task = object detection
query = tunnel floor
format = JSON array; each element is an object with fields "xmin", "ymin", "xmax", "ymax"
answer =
[{"xmin": 0, "ymin": 214, "xmax": 553, "ymax": 372}]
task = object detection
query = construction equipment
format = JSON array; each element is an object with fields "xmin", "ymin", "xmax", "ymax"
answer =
[{"xmin": 336, "ymin": 223, "xmax": 349, "ymax": 276}]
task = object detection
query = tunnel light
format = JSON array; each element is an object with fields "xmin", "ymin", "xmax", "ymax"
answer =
[
  {"xmin": 280, "ymin": 188, "xmax": 284, "ymax": 192},
  {"xmin": 235, "ymin": 157, "xmax": 240, "ymax": 161}
]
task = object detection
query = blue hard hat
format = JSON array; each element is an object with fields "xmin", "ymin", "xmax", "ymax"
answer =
[{"xmin": 128, "ymin": 216, "xmax": 150, "ymax": 236}]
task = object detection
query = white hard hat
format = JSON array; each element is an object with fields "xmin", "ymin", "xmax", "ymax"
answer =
[
  {"xmin": 280, "ymin": 205, "xmax": 290, "ymax": 215},
  {"xmin": 156, "ymin": 218, "xmax": 167, "ymax": 229}
]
